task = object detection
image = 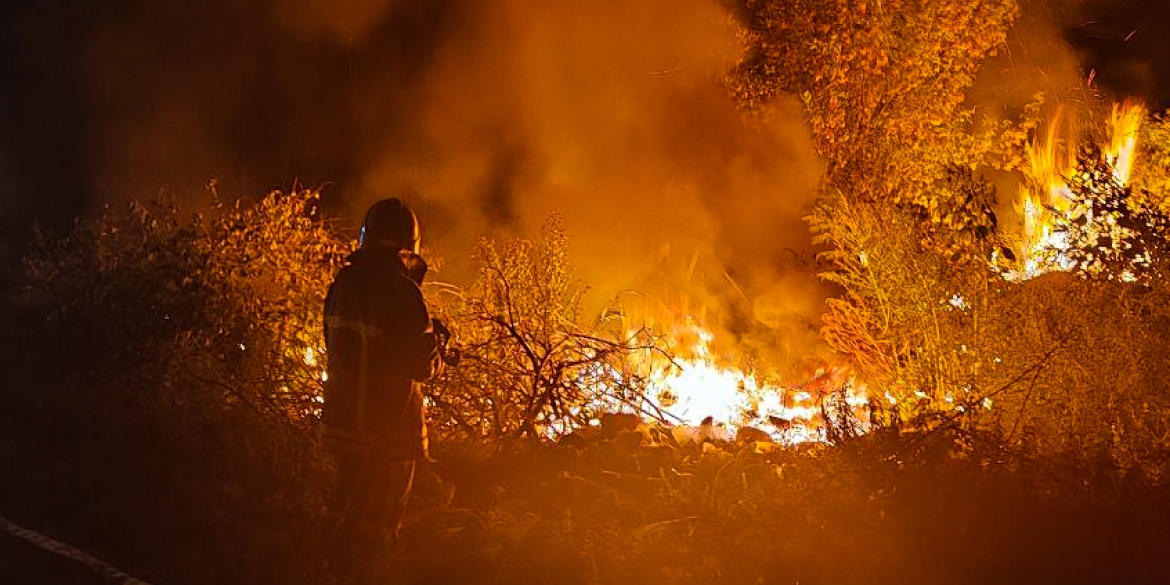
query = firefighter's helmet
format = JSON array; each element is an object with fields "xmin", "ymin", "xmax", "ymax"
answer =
[{"xmin": 359, "ymin": 197, "xmax": 419, "ymax": 252}]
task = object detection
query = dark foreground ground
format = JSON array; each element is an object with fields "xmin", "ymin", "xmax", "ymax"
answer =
[
  {"xmin": 1, "ymin": 530, "xmax": 108, "ymax": 585},
  {"xmin": 2, "ymin": 291, "xmax": 1168, "ymax": 585},
  {"xmin": 3, "ymin": 424, "xmax": 1170, "ymax": 585}
]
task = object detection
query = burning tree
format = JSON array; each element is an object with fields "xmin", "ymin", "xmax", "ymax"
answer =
[
  {"xmin": 726, "ymin": 0, "xmax": 1170, "ymax": 469},
  {"xmin": 727, "ymin": 0, "xmax": 1036, "ymax": 424},
  {"xmin": 728, "ymin": 0, "xmax": 1020, "ymax": 208}
]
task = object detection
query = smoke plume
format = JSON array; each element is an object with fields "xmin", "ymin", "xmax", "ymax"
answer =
[
  {"xmin": 9, "ymin": 0, "xmax": 1163, "ymax": 373},
  {"xmin": 348, "ymin": 0, "xmax": 829, "ymax": 373},
  {"xmin": 0, "ymin": 0, "xmax": 827, "ymax": 374}
]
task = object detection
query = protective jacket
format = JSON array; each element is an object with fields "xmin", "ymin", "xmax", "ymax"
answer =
[{"xmin": 323, "ymin": 246, "xmax": 439, "ymax": 460}]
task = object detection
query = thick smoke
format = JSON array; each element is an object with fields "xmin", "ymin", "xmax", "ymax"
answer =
[
  {"xmin": 17, "ymin": 0, "xmax": 828, "ymax": 374},
  {"xmin": 272, "ymin": 0, "xmax": 410, "ymax": 44},
  {"xmin": 350, "ymin": 0, "xmax": 828, "ymax": 373},
  {"xmin": 7, "ymin": 0, "xmax": 1163, "ymax": 373},
  {"xmin": 970, "ymin": 0, "xmax": 1091, "ymax": 115},
  {"xmin": 970, "ymin": 0, "xmax": 1169, "ymax": 125},
  {"xmin": 1065, "ymin": 0, "xmax": 1170, "ymax": 106}
]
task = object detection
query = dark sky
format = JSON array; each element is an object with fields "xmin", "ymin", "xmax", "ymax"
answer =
[
  {"xmin": 0, "ymin": 0, "xmax": 460, "ymax": 264},
  {"xmin": 1065, "ymin": 0, "xmax": 1170, "ymax": 102},
  {"xmin": 0, "ymin": 0, "xmax": 1166, "ymax": 269}
]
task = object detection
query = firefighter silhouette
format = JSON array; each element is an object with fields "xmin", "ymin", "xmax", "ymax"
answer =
[{"xmin": 322, "ymin": 197, "xmax": 442, "ymax": 574}]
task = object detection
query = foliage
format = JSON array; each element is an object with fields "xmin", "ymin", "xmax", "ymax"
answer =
[
  {"xmin": 741, "ymin": 0, "xmax": 1170, "ymax": 480},
  {"xmin": 5, "ymin": 190, "xmax": 351, "ymax": 585},
  {"xmin": 4, "ymin": 185, "xmax": 1169, "ymax": 584},
  {"xmin": 985, "ymin": 147, "xmax": 1170, "ymax": 474},
  {"xmin": 20, "ymin": 189, "xmax": 352, "ymax": 424},
  {"xmin": 984, "ymin": 273, "xmax": 1170, "ymax": 481},
  {"xmin": 424, "ymin": 217, "xmax": 668, "ymax": 442},
  {"xmin": 806, "ymin": 179, "xmax": 1009, "ymax": 424},
  {"xmin": 382, "ymin": 428, "xmax": 1170, "ymax": 585},
  {"xmin": 805, "ymin": 131, "xmax": 1170, "ymax": 478},
  {"xmin": 1133, "ymin": 110, "xmax": 1170, "ymax": 210},
  {"xmin": 1039, "ymin": 147, "xmax": 1170, "ymax": 282},
  {"xmin": 728, "ymin": 0, "xmax": 1019, "ymax": 212},
  {"xmin": 731, "ymin": 0, "xmax": 1042, "ymax": 430},
  {"xmin": 806, "ymin": 141, "xmax": 1170, "ymax": 477}
]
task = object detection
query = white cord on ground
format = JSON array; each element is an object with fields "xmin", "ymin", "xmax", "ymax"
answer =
[{"xmin": 0, "ymin": 515, "xmax": 156, "ymax": 585}]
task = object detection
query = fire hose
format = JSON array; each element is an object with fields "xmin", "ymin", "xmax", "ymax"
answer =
[{"xmin": 0, "ymin": 514, "xmax": 156, "ymax": 585}]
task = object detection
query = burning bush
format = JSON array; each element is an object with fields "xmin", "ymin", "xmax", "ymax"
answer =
[
  {"xmin": 424, "ymin": 217, "xmax": 669, "ymax": 442},
  {"xmin": 805, "ymin": 101, "xmax": 1170, "ymax": 482},
  {"xmin": 1038, "ymin": 146, "xmax": 1170, "ymax": 282},
  {"xmin": 729, "ymin": 0, "xmax": 1018, "ymax": 207},
  {"xmin": 982, "ymin": 109, "xmax": 1170, "ymax": 478}
]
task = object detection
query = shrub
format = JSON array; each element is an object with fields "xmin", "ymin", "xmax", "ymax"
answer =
[
  {"xmin": 806, "ymin": 138, "xmax": 1170, "ymax": 483},
  {"xmin": 4, "ymin": 189, "xmax": 351, "ymax": 585},
  {"xmin": 424, "ymin": 216, "xmax": 669, "ymax": 442}
]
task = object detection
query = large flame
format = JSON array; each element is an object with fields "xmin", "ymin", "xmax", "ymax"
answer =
[
  {"xmin": 1107, "ymin": 101, "xmax": 1143, "ymax": 184},
  {"xmin": 639, "ymin": 103, "xmax": 1151, "ymax": 443},
  {"xmin": 1012, "ymin": 101, "xmax": 1146, "ymax": 279},
  {"xmin": 636, "ymin": 320, "xmax": 868, "ymax": 445}
]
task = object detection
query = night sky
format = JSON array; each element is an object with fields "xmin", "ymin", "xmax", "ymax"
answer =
[
  {"xmin": 0, "ymin": 1, "xmax": 457, "ymax": 258},
  {"xmin": 0, "ymin": 0, "xmax": 1167, "ymax": 271}
]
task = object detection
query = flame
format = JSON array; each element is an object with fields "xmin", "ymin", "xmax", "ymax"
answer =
[
  {"xmin": 1015, "ymin": 107, "xmax": 1077, "ymax": 276},
  {"xmin": 1011, "ymin": 100, "xmax": 1146, "ymax": 279},
  {"xmin": 637, "ymin": 320, "xmax": 868, "ymax": 445},
  {"xmin": 1108, "ymin": 101, "xmax": 1143, "ymax": 184}
]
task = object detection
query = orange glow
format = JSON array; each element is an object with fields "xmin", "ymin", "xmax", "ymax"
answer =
[
  {"xmin": 1010, "ymin": 101, "xmax": 1146, "ymax": 279},
  {"xmin": 1107, "ymin": 100, "xmax": 1144, "ymax": 184},
  {"xmin": 630, "ymin": 320, "xmax": 868, "ymax": 444}
]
